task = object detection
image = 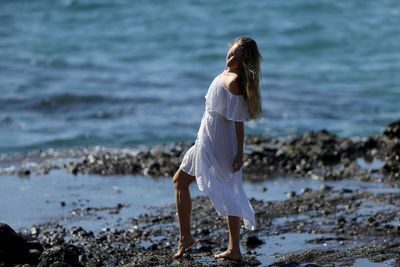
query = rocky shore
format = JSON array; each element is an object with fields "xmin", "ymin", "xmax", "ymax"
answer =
[
  {"xmin": 2, "ymin": 121, "xmax": 399, "ymax": 185},
  {"xmin": 59, "ymin": 120, "xmax": 400, "ymax": 185},
  {"xmin": 1, "ymin": 121, "xmax": 400, "ymax": 266},
  {"xmin": 1, "ymin": 185, "xmax": 400, "ymax": 266}
]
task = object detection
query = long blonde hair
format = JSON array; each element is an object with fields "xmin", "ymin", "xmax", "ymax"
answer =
[{"xmin": 230, "ymin": 37, "xmax": 262, "ymax": 120}]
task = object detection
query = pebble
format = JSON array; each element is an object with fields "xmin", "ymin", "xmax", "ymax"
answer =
[
  {"xmin": 17, "ymin": 168, "xmax": 31, "ymax": 176},
  {"xmin": 286, "ymin": 191, "xmax": 296, "ymax": 198},
  {"xmin": 320, "ymin": 185, "xmax": 333, "ymax": 192},
  {"xmin": 301, "ymin": 188, "xmax": 312, "ymax": 194},
  {"xmin": 244, "ymin": 235, "xmax": 264, "ymax": 248}
]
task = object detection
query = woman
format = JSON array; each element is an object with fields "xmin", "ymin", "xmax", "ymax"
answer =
[{"xmin": 172, "ymin": 36, "xmax": 262, "ymax": 261}]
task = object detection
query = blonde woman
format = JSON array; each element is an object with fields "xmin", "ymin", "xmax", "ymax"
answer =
[{"xmin": 173, "ymin": 37, "xmax": 262, "ymax": 261}]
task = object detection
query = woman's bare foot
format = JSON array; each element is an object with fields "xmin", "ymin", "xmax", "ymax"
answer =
[
  {"xmin": 214, "ymin": 249, "xmax": 242, "ymax": 261},
  {"xmin": 173, "ymin": 236, "xmax": 195, "ymax": 259}
]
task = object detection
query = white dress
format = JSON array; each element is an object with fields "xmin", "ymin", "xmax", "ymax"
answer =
[{"xmin": 179, "ymin": 75, "xmax": 256, "ymax": 230}]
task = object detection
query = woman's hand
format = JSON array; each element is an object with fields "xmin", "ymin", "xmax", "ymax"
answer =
[{"xmin": 232, "ymin": 152, "xmax": 243, "ymax": 172}]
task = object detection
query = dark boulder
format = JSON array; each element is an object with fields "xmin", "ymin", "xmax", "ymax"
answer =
[
  {"xmin": 0, "ymin": 223, "xmax": 29, "ymax": 264},
  {"xmin": 38, "ymin": 244, "xmax": 85, "ymax": 267},
  {"xmin": 243, "ymin": 235, "xmax": 264, "ymax": 249},
  {"xmin": 383, "ymin": 120, "xmax": 400, "ymax": 139}
]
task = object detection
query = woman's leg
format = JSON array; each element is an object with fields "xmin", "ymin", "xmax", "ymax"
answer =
[
  {"xmin": 214, "ymin": 216, "xmax": 243, "ymax": 261},
  {"xmin": 172, "ymin": 168, "xmax": 196, "ymax": 259}
]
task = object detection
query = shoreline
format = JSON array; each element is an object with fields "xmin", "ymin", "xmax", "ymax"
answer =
[
  {"xmin": 2, "ymin": 120, "xmax": 400, "ymax": 186},
  {"xmin": 1, "ymin": 120, "xmax": 399, "ymax": 266},
  {"xmin": 1, "ymin": 184, "xmax": 399, "ymax": 266}
]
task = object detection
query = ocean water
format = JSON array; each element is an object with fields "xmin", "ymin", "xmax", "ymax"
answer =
[{"xmin": 1, "ymin": 0, "xmax": 399, "ymax": 154}]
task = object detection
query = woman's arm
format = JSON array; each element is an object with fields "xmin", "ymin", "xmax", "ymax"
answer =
[{"xmin": 232, "ymin": 121, "xmax": 244, "ymax": 172}]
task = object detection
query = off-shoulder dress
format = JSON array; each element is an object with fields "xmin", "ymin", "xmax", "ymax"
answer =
[{"xmin": 179, "ymin": 75, "xmax": 256, "ymax": 230}]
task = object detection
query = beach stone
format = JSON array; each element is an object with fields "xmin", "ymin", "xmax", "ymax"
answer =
[
  {"xmin": 0, "ymin": 223, "xmax": 29, "ymax": 264},
  {"xmin": 38, "ymin": 244, "xmax": 85, "ymax": 267},
  {"xmin": 49, "ymin": 262, "xmax": 70, "ymax": 267},
  {"xmin": 336, "ymin": 217, "xmax": 346, "ymax": 226},
  {"xmin": 258, "ymin": 187, "xmax": 267, "ymax": 192},
  {"xmin": 363, "ymin": 137, "xmax": 378, "ymax": 150},
  {"xmin": 301, "ymin": 188, "xmax": 312, "ymax": 194},
  {"xmin": 383, "ymin": 120, "xmax": 400, "ymax": 139},
  {"xmin": 150, "ymin": 145, "xmax": 164, "ymax": 157},
  {"xmin": 17, "ymin": 168, "xmax": 31, "ymax": 177},
  {"xmin": 243, "ymin": 235, "xmax": 264, "ymax": 248},
  {"xmin": 340, "ymin": 188, "xmax": 353, "ymax": 194},
  {"xmin": 196, "ymin": 241, "xmax": 213, "ymax": 252},
  {"xmin": 28, "ymin": 248, "xmax": 42, "ymax": 260},
  {"xmin": 320, "ymin": 185, "xmax": 332, "ymax": 192},
  {"xmin": 29, "ymin": 226, "xmax": 40, "ymax": 237},
  {"xmin": 269, "ymin": 261, "xmax": 300, "ymax": 267},
  {"xmin": 244, "ymin": 256, "xmax": 262, "ymax": 266},
  {"xmin": 286, "ymin": 191, "xmax": 296, "ymax": 198}
]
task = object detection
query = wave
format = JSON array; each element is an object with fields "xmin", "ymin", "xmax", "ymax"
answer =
[
  {"xmin": 0, "ymin": 93, "xmax": 162, "ymax": 112},
  {"xmin": 277, "ymin": 37, "xmax": 345, "ymax": 53},
  {"xmin": 283, "ymin": 22, "xmax": 324, "ymax": 35}
]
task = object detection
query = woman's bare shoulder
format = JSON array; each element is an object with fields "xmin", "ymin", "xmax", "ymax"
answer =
[{"xmin": 221, "ymin": 73, "xmax": 243, "ymax": 96}]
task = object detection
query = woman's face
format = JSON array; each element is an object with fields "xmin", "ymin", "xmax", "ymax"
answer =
[{"xmin": 226, "ymin": 43, "xmax": 243, "ymax": 70}]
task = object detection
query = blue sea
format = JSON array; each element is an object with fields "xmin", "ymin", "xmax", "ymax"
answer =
[{"xmin": 1, "ymin": 0, "xmax": 399, "ymax": 154}]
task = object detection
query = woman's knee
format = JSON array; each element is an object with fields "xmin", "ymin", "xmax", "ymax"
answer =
[
  {"xmin": 173, "ymin": 169, "xmax": 193, "ymax": 190},
  {"xmin": 173, "ymin": 169, "xmax": 185, "ymax": 190}
]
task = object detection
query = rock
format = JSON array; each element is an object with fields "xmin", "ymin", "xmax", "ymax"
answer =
[
  {"xmin": 38, "ymin": 244, "xmax": 85, "ymax": 267},
  {"xmin": 340, "ymin": 188, "xmax": 353, "ymax": 194},
  {"xmin": 243, "ymin": 235, "xmax": 264, "ymax": 249},
  {"xmin": 0, "ymin": 223, "xmax": 29, "ymax": 264},
  {"xmin": 270, "ymin": 261, "xmax": 300, "ymax": 267},
  {"xmin": 49, "ymin": 262, "xmax": 70, "ymax": 267},
  {"xmin": 150, "ymin": 145, "xmax": 164, "ymax": 157},
  {"xmin": 363, "ymin": 137, "xmax": 378, "ymax": 149},
  {"xmin": 29, "ymin": 227, "xmax": 39, "ymax": 237},
  {"xmin": 169, "ymin": 146, "xmax": 183, "ymax": 157},
  {"xmin": 196, "ymin": 241, "xmax": 213, "ymax": 252},
  {"xmin": 245, "ymin": 256, "xmax": 262, "ymax": 266},
  {"xmin": 383, "ymin": 120, "xmax": 400, "ymax": 139},
  {"xmin": 286, "ymin": 191, "xmax": 296, "ymax": 198},
  {"xmin": 301, "ymin": 188, "xmax": 312, "ymax": 194},
  {"xmin": 195, "ymin": 227, "xmax": 210, "ymax": 236},
  {"xmin": 28, "ymin": 248, "xmax": 42, "ymax": 260},
  {"xmin": 336, "ymin": 217, "xmax": 346, "ymax": 226},
  {"xmin": 148, "ymin": 243, "xmax": 158, "ymax": 251},
  {"xmin": 17, "ymin": 168, "xmax": 31, "ymax": 177},
  {"xmin": 320, "ymin": 185, "xmax": 332, "ymax": 192}
]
